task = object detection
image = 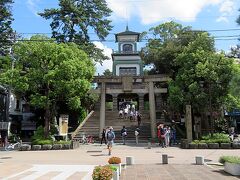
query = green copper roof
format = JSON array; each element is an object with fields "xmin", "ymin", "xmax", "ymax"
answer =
[{"xmin": 115, "ymin": 26, "xmax": 140, "ymax": 42}]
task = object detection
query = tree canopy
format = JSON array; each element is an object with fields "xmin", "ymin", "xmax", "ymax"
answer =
[
  {"xmin": 39, "ymin": 0, "xmax": 112, "ymax": 63},
  {"xmin": 0, "ymin": 35, "xmax": 95, "ymax": 137},
  {"xmin": 168, "ymin": 33, "xmax": 233, "ymax": 113},
  {"xmin": 141, "ymin": 21, "xmax": 204, "ymax": 77},
  {"xmin": 103, "ymin": 69, "xmax": 112, "ymax": 76},
  {"xmin": 237, "ymin": 8, "xmax": 240, "ymax": 26},
  {"xmin": 0, "ymin": 0, "xmax": 14, "ymax": 56}
]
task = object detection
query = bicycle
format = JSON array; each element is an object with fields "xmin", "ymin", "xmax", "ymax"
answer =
[
  {"xmin": 5, "ymin": 138, "xmax": 21, "ymax": 151},
  {"xmin": 80, "ymin": 135, "xmax": 94, "ymax": 144}
]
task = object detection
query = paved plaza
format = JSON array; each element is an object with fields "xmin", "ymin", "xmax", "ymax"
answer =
[{"xmin": 0, "ymin": 143, "xmax": 240, "ymax": 179}]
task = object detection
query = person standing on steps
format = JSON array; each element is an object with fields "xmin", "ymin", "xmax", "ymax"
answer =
[
  {"xmin": 135, "ymin": 128, "xmax": 140, "ymax": 145},
  {"xmin": 106, "ymin": 127, "xmax": 115, "ymax": 156},
  {"xmin": 137, "ymin": 112, "xmax": 142, "ymax": 127},
  {"xmin": 100, "ymin": 128, "xmax": 107, "ymax": 145},
  {"xmin": 121, "ymin": 126, "xmax": 127, "ymax": 145}
]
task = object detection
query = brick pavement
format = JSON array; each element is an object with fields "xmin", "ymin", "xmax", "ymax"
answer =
[
  {"xmin": 120, "ymin": 164, "xmax": 239, "ymax": 180},
  {"xmin": 0, "ymin": 143, "xmax": 240, "ymax": 179}
]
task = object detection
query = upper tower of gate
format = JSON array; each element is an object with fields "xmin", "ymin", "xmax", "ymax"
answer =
[{"xmin": 112, "ymin": 26, "xmax": 143, "ymax": 76}]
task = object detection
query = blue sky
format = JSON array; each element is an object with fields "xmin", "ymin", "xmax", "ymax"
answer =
[{"xmin": 12, "ymin": 0, "xmax": 240, "ymax": 74}]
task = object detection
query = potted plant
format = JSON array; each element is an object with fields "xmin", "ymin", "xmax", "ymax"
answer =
[
  {"xmin": 108, "ymin": 156, "xmax": 122, "ymax": 175},
  {"xmin": 219, "ymin": 156, "xmax": 240, "ymax": 176},
  {"xmin": 92, "ymin": 165, "xmax": 113, "ymax": 180}
]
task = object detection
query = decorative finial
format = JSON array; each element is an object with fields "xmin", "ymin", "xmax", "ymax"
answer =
[{"xmin": 126, "ymin": 24, "xmax": 129, "ymax": 31}]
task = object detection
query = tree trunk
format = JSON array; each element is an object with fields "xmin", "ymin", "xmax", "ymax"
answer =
[
  {"xmin": 44, "ymin": 107, "xmax": 50, "ymax": 138},
  {"xmin": 44, "ymin": 83, "xmax": 50, "ymax": 138}
]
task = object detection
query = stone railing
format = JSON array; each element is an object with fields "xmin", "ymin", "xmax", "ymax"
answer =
[
  {"xmin": 112, "ymin": 51, "xmax": 139, "ymax": 54},
  {"xmin": 71, "ymin": 110, "xmax": 94, "ymax": 140}
]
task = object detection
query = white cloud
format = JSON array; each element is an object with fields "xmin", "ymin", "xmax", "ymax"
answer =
[
  {"xmin": 216, "ymin": 16, "xmax": 228, "ymax": 23},
  {"xmin": 219, "ymin": 0, "xmax": 234, "ymax": 13},
  {"xmin": 107, "ymin": 0, "xmax": 222, "ymax": 24},
  {"xmin": 26, "ymin": 0, "xmax": 41, "ymax": 16},
  {"xmin": 93, "ymin": 41, "xmax": 113, "ymax": 75},
  {"xmin": 216, "ymin": 0, "xmax": 234, "ymax": 23}
]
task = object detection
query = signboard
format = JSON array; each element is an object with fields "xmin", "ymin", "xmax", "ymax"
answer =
[
  {"xmin": 225, "ymin": 109, "xmax": 240, "ymax": 116},
  {"xmin": 59, "ymin": 114, "xmax": 69, "ymax": 136},
  {"xmin": 0, "ymin": 122, "xmax": 10, "ymax": 130}
]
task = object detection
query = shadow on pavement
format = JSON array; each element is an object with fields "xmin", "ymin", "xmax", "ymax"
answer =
[
  {"xmin": 90, "ymin": 154, "xmax": 108, "ymax": 157},
  {"xmin": 212, "ymin": 169, "xmax": 240, "ymax": 179}
]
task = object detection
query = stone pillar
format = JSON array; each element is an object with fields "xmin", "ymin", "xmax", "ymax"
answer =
[
  {"xmin": 186, "ymin": 105, "xmax": 192, "ymax": 142},
  {"xmin": 149, "ymin": 82, "xmax": 156, "ymax": 138},
  {"xmin": 112, "ymin": 94, "xmax": 118, "ymax": 111},
  {"xmin": 155, "ymin": 94, "xmax": 162, "ymax": 110},
  {"xmin": 99, "ymin": 82, "xmax": 106, "ymax": 138},
  {"xmin": 138, "ymin": 94, "xmax": 144, "ymax": 111}
]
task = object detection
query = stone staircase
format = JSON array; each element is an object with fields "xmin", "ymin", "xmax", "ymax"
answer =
[{"xmin": 73, "ymin": 110, "xmax": 153, "ymax": 143}]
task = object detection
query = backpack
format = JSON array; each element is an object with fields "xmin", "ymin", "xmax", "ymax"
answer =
[
  {"xmin": 107, "ymin": 131, "xmax": 115, "ymax": 141},
  {"xmin": 121, "ymin": 128, "xmax": 127, "ymax": 136}
]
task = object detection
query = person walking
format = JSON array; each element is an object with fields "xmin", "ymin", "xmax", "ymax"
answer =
[
  {"xmin": 119, "ymin": 109, "xmax": 123, "ymax": 119},
  {"xmin": 171, "ymin": 126, "xmax": 177, "ymax": 145},
  {"xmin": 137, "ymin": 113, "xmax": 142, "ymax": 127},
  {"xmin": 135, "ymin": 128, "xmax": 140, "ymax": 144},
  {"xmin": 100, "ymin": 128, "xmax": 107, "ymax": 145},
  {"xmin": 157, "ymin": 124, "xmax": 165, "ymax": 148},
  {"xmin": 106, "ymin": 127, "xmax": 115, "ymax": 156},
  {"xmin": 0, "ymin": 130, "xmax": 8, "ymax": 148},
  {"xmin": 165, "ymin": 126, "xmax": 170, "ymax": 147},
  {"xmin": 121, "ymin": 126, "xmax": 127, "ymax": 145}
]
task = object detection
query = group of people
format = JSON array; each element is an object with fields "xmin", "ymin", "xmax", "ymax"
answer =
[
  {"xmin": 119, "ymin": 109, "xmax": 142, "ymax": 126},
  {"xmin": 157, "ymin": 124, "xmax": 176, "ymax": 148},
  {"xmin": 118, "ymin": 104, "xmax": 142, "ymax": 127}
]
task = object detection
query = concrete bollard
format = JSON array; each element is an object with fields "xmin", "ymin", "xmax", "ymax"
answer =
[
  {"xmin": 126, "ymin": 156, "xmax": 134, "ymax": 165},
  {"xmin": 147, "ymin": 142, "xmax": 151, "ymax": 149},
  {"xmin": 195, "ymin": 156, "xmax": 204, "ymax": 165},
  {"xmin": 162, "ymin": 154, "xmax": 168, "ymax": 164}
]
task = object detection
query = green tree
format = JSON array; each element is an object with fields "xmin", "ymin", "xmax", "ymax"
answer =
[
  {"xmin": 0, "ymin": 35, "xmax": 95, "ymax": 137},
  {"xmin": 103, "ymin": 69, "xmax": 112, "ymax": 76},
  {"xmin": 39, "ymin": 0, "xmax": 112, "ymax": 63},
  {"xmin": 168, "ymin": 33, "xmax": 233, "ymax": 134},
  {"xmin": 0, "ymin": 0, "xmax": 14, "ymax": 56},
  {"xmin": 141, "ymin": 21, "xmax": 201, "ymax": 77},
  {"xmin": 224, "ymin": 63, "xmax": 240, "ymax": 111},
  {"xmin": 237, "ymin": 8, "xmax": 240, "ymax": 26}
]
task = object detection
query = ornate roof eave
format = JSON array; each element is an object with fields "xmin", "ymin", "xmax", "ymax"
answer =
[{"xmin": 115, "ymin": 26, "xmax": 140, "ymax": 42}]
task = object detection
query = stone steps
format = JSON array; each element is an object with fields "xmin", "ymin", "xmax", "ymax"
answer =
[{"xmin": 73, "ymin": 110, "xmax": 153, "ymax": 142}]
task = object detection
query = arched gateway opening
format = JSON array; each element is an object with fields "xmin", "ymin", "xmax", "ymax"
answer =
[{"xmin": 117, "ymin": 93, "xmax": 139, "ymax": 110}]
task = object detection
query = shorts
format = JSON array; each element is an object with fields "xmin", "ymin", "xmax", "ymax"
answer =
[{"xmin": 107, "ymin": 141, "xmax": 113, "ymax": 147}]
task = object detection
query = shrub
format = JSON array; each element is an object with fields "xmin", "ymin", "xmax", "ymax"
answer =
[
  {"xmin": 108, "ymin": 156, "xmax": 121, "ymax": 164},
  {"xmin": 32, "ymin": 139, "xmax": 52, "ymax": 145},
  {"xmin": 191, "ymin": 140, "xmax": 200, "ymax": 144},
  {"xmin": 219, "ymin": 156, "xmax": 240, "ymax": 164},
  {"xmin": 31, "ymin": 126, "xmax": 53, "ymax": 145},
  {"xmin": 200, "ymin": 133, "xmax": 230, "ymax": 143},
  {"xmin": 92, "ymin": 165, "xmax": 113, "ymax": 180},
  {"xmin": 31, "ymin": 126, "xmax": 45, "ymax": 140},
  {"xmin": 54, "ymin": 140, "xmax": 71, "ymax": 145},
  {"xmin": 202, "ymin": 133, "xmax": 229, "ymax": 140}
]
